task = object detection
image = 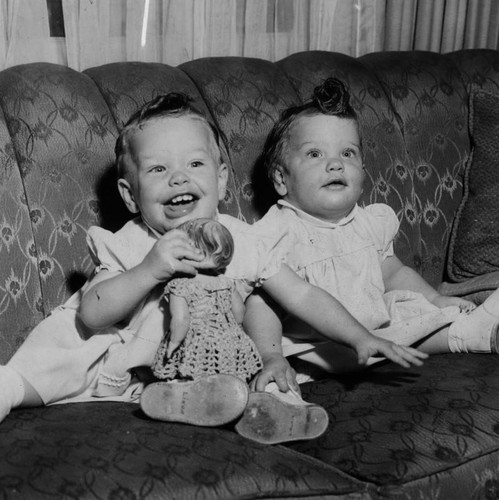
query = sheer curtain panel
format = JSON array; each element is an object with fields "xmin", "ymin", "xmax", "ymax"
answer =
[{"xmin": 1, "ymin": 0, "xmax": 499, "ymax": 71}]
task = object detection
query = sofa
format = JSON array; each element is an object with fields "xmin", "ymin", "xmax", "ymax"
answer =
[{"xmin": 2, "ymin": 48, "xmax": 499, "ymax": 500}]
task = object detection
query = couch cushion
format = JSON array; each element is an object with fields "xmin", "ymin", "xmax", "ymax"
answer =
[
  {"xmin": 0, "ymin": 103, "xmax": 43, "ymax": 364},
  {"xmin": 0, "ymin": 63, "xmax": 117, "ymax": 314},
  {"xmin": 360, "ymin": 51, "xmax": 469, "ymax": 288},
  {"xmin": 446, "ymin": 88, "xmax": 499, "ymax": 285},
  {"xmin": 0, "ymin": 402, "xmax": 371, "ymax": 500},
  {"xmin": 293, "ymin": 354, "xmax": 499, "ymax": 500}
]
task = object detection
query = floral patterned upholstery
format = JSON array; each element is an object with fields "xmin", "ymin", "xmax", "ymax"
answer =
[
  {"xmin": 360, "ymin": 51, "xmax": 469, "ymax": 288},
  {"xmin": 295, "ymin": 354, "xmax": 499, "ymax": 500},
  {"xmin": 1, "ymin": 50, "xmax": 499, "ymax": 499},
  {"xmin": 1, "ymin": 402, "xmax": 367, "ymax": 500},
  {"xmin": 180, "ymin": 57, "xmax": 301, "ymax": 221}
]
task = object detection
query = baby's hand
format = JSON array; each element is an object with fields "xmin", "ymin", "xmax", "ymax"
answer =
[
  {"xmin": 431, "ymin": 295, "xmax": 476, "ymax": 313},
  {"xmin": 356, "ymin": 336, "xmax": 428, "ymax": 369},
  {"xmin": 142, "ymin": 229, "xmax": 205, "ymax": 282},
  {"xmin": 250, "ymin": 353, "xmax": 300, "ymax": 394}
]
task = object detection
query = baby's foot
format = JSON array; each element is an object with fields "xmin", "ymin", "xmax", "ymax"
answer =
[
  {"xmin": 448, "ymin": 288, "xmax": 499, "ymax": 353},
  {"xmin": 140, "ymin": 374, "xmax": 249, "ymax": 426},
  {"xmin": 235, "ymin": 389, "xmax": 329, "ymax": 445}
]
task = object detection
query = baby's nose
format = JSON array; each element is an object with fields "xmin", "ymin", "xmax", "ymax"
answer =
[
  {"xmin": 169, "ymin": 169, "xmax": 189, "ymax": 185},
  {"xmin": 326, "ymin": 158, "xmax": 344, "ymax": 171}
]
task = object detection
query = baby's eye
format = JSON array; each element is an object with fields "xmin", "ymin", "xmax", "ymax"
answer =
[
  {"xmin": 150, "ymin": 165, "xmax": 166, "ymax": 173},
  {"xmin": 342, "ymin": 149, "xmax": 356, "ymax": 158},
  {"xmin": 306, "ymin": 150, "xmax": 323, "ymax": 159},
  {"xmin": 190, "ymin": 161, "xmax": 204, "ymax": 168}
]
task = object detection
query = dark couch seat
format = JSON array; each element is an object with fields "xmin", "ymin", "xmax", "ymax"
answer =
[
  {"xmin": 293, "ymin": 354, "xmax": 499, "ymax": 499},
  {"xmin": 1, "ymin": 401, "xmax": 369, "ymax": 500},
  {"xmin": 3, "ymin": 354, "xmax": 499, "ymax": 499}
]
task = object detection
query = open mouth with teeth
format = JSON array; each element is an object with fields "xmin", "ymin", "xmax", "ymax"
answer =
[
  {"xmin": 165, "ymin": 193, "xmax": 199, "ymax": 216},
  {"xmin": 169, "ymin": 193, "xmax": 197, "ymax": 205}
]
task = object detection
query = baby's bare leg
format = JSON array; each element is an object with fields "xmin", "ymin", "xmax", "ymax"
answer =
[{"xmin": 413, "ymin": 326, "xmax": 451, "ymax": 353}]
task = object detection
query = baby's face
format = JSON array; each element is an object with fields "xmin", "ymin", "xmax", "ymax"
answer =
[
  {"xmin": 274, "ymin": 114, "xmax": 364, "ymax": 223},
  {"xmin": 119, "ymin": 116, "xmax": 227, "ymax": 234}
]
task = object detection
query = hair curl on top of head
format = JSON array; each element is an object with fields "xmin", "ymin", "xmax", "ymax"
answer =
[
  {"xmin": 312, "ymin": 77, "xmax": 355, "ymax": 116},
  {"xmin": 115, "ymin": 92, "xmax": 224, "ymax": 180},
  {"xmin": 261, "ymin": 77, "xmax": 359, "ymax": 182},
  {"xmin": 177, "ymin": 218, "xmax": 234, "ymax": 274}
]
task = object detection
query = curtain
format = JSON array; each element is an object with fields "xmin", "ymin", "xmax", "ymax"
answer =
[{"xmin": 1, "ymin": 0, "xmax": 499, "ymax": 71}]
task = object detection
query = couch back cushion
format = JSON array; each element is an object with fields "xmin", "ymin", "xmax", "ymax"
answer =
[
  {"xmin": 360, "ymin": 51, "xmax": 470, "ymax": 287},
  {"xmin": 0, "ymin": 64, "xmax": 117, "ymax": 312},
  {"xmin": 0, "ymin": 101, "xmax": 43, "ymax": 360},
  {"xmin": 179, "ymin": 57, "xmax": 302, "ymax": 222},
  {"xmin": 0, "ymin": 64, "xmax": 121, "ymax": 362}
]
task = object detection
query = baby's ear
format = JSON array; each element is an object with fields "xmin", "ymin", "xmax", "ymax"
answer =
[
  {"xmin": 271, "ymin": 165, "xmax": 288, "ymax": 196},
  {"xmin": 117, "ymin": 178, "xmax": 140, "ymax": 214},
  {"xmin": 217, "ymin": 162, "xmax": 229, "ymax": 201}
]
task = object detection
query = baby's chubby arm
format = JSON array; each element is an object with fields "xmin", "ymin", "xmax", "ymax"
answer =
[
  {"xmin": 382, "ymin": 254, "xmax": 475, "ymax": 312},
  {"xmin": 79, "ymin": 229, "xmax": 205, "ymax": 330},
  {"xmin": 243, "ymin": 291, "xmax": 299, "ymax": 393},
  {"xmin": 262, "ymin": 265, "xmax": 428, "ymax": 369}
]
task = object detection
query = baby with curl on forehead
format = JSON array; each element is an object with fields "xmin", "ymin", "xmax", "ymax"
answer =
[{"xmin": 239, "ymin": 77, "xmax": 499, "ymax": 411}]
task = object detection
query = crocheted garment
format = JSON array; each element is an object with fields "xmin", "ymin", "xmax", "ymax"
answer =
[{"xmin": 153, "ymin": 275, "xmax": 262, "ymax": 382}]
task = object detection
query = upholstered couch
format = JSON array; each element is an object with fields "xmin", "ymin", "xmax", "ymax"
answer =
[{"xmin": 2, "ymin": 49, "xmax": 499, "ymax": 500}]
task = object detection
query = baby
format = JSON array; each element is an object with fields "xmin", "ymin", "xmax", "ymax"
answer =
[
  {"xmin": 0, "ymin": 93, "xmax": 250, "ymax": 426},
  {"xmin": 239, "ymin": 77, "xmax": 499, "ymax": 403}
]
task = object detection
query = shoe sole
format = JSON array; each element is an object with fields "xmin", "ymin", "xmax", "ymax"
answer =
[
  {"xmin": 140, "ymin": 374, "xmax": 249, "ymax": 427},
  {"xmin": 235, "ymin": 392, "xmax": 329, "ymax": 445}
]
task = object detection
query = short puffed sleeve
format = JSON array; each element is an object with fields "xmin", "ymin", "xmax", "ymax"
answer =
[
  {"xmin": 220, "ymin": 213, "xmax": 290, "ymax": 287},
  {"xmin": 86, "ymin": 218, "xmax": 156, "ymax": 273},
  {"xmin": 363, "ymin": 204, "xmax": 400, "ymax": 260}
]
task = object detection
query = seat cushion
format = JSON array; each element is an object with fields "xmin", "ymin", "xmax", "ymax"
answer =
[
  {"xmin": 0, "ymin": 401, "xmax": 370, "ymax": 500},
  {"xmin": 293, "ymin": 353, "xmax": 499, "ymax": 500}
]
